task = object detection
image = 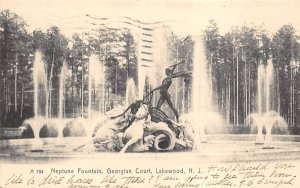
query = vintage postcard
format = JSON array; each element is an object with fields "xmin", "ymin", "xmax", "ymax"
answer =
[{"xmin": 0, "ymin": 0, "xmax": 300, "ymax": 187}]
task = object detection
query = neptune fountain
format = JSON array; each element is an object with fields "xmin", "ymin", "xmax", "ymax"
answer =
[{"xmin": 0, "ymin": 25, "xmax": 299, "ymax": 163}]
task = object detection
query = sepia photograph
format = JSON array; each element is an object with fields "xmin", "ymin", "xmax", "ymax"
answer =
[{"xmin": 0, "ymin": 0, "xmax": 300, "ymax": 187}]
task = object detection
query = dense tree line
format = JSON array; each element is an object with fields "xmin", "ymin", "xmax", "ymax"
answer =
[
  {"xmin": 161, "ymin": 20, "xmax": 300, "ymax": 133},
  {"xmin": 0, "ymin": 10, "xmax": 137, "ymax": 126},
  {"xmin": 0, "ymin": 10, "xmax": 299, "ymax": 133},
  {"xmin": 170, "ymin": 20, "xmax": 300, "ymax": 133}
]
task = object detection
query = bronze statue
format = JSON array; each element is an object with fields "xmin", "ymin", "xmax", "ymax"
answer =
[{"xmin": 151, "ymin": 62, "xmax": 191, "ymax": 122}]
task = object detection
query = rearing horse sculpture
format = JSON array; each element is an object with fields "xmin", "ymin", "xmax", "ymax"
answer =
[{"xmin": 91, "ymin": 91, "xmax": 191, "ymax": 152}]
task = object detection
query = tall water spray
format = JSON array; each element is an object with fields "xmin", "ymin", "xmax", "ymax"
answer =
[
  {"xmin": 251, "ymin": 59, "xmax": 287, "ymax": 146},
  {"xmin": 88, "ymin": 54, "xmax": 103, "ymax": 119},
  {"xmin": 257, "ymin": 64, "xmax": 265, "ymax": 114},
  {"xmin": 257, "ymin": 60, "xmax": 274, "ymax": 115},
  {"xmin": 151, "ymin": 26, "xmax": 173, "ymax": 108},
  {"xmin": 31, "ymin": 51, "xmax": 47, "ymax": 149},
  {"xmin": 33, "ymin": 51, "xmax": 47, "ymax": 119},
  {"xmin": 86, "ymin": 53, "xmax": 106, "ymax": 148},
  {"xmin": 266, "ymin": 59, "xmax": 274, "ymax": 112},
  {"xmin": 59, "ymin": 62, "xmax": 68, "ymax": 119},
  {"xmin": 191, "ymin": 37, "xmax": 212, "ymax": 149},
  {"xmin": 136, "ymin": 26, "xmax": 146, "ymax": 99},
  {"xmin": 136, "ymin": 26, "xmax": 171, "ymax": 102},
  {"xmin": 256, "ymin": 63, "xmax": 266, "ymax": 143}
]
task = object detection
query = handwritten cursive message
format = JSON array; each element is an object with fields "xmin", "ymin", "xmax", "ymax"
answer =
[{"xmin": 1, "ymin": 161, "xmax": 298, "ymax": 188}]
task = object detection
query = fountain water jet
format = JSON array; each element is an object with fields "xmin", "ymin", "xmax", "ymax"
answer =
[
  {"xmin": 81, "ymin": 54, "xmax": 105, "ymax": 152},
  {"xmin": 248, "ymin": 59, "xmax": 287, "ymax": 148},
  {"xmin": 32, "ymin": 51, "xmax": 48, "ymax": 150},
  {"xmin": 265, "ymin": 59, "xmax": 274, "ymax": 113},
  {"xmin": 256, "ymin": 64, "xmax": 266, "ymax": 143},
  {"xmin": 54, "ymin": 62, "xmax": 70, "ymax": 146},
  {"xmin": 59, "ymin": 62, "xmax": 69, "ymax": 120},
  {"xmin": 191, "ymin": 37, "xmax": 212, "ymax": 150},
  {"xmin": 154, "ymin": 26, "xmax": 173, "ymax": 101},
  {"xmin": 263, "ymin": 60, "xmax": 275, "ymax": 148},
  {"xmin": 33, "ymin": 51, "xmax": 47, "ymax": 120}
]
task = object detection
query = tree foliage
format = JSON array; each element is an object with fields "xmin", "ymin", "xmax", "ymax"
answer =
[{"xmin": 0, "ymin": 10, "xmax": 299, "ymax": 133}]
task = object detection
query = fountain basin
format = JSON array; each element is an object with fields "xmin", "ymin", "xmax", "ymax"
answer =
[
  {"xmin": 0, "ymin": 127, "xmax": 26, "ymax": 139},
  {"xmin": 1, "ymin": 134, "xmax": 300, "ymax": 163}
]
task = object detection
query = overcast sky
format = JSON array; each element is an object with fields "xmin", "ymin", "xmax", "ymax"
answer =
[{"xmin": 1, "ymin": 0, "xmax": 300, "ymax": 37}]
